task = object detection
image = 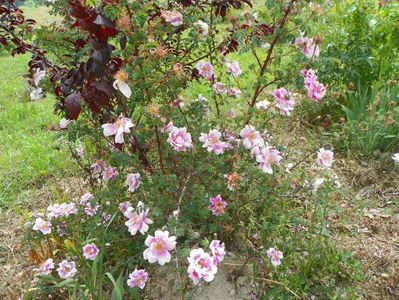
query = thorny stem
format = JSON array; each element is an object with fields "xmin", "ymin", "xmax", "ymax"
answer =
[{"xmin": 154, "ymin": 125, "xmax": 165, "ymax": 174}]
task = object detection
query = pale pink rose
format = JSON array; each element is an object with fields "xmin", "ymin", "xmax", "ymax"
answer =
[
  {"xmin": 212, "ymin": 82, "xmax": 227, "ymax": 94},
  {"xmin": 80, "ymin": 192, "xmax": 94, "ymax": 205},
  {"xmin": 161, "ymin": 121, "xmax": 176, "ymax": 133},
  {"xmin": 256, "ymin": 146, "xmax": 282, "ymax": 174},
  {"xmin": 125, "ymin": 173, "xmax": 141, "ymax": 192},
  {"xmin": 59, "ymin": 117, "xmax": 72, "ymax": 129},
  {"xmin": 196, "ymin": 62, "xmax": 214, "ymax": 81},
  {"xmin": 33, "ymin": 217, "xmax": 51, "ymax": 235},
  {"xmin": 84, "ymin": 202, "xmax": 99, "ymax": 217},
  {"xmin": 125, "ymin": 208, "xmax": 153, "ymax": 235},
  {"xmin": 57, "ymin": 260, "xmax": 77, "ymax": 278},
  {"xmin": 227, "ymin": 88, "xmax": 241, "ymax": 98},
  {"xmin": 316, "ymin": 147, "xmax": 333, "ymax": 168},
  {"xmin": 34, "ymin": 258, "xmax": 54, "ymax": 275},
  {"xmin": 226, "ymin": 61, "xmax": 242, "ymax": 77},
  {"xmin": 267, "ymin": 247, "xmax": 283, "ymax": 267},
  {"xmin": 167, "ymin": 127, "xmax": 193, "ymax": 152},
  {"xmin": 313, "ymin": 177, "xmax": 325, "ymax": 193},
  {"xmin": 102, "ymin": 166, "xmax": 118, "ymax": 181},
  {"xmin": 143, "ymin": 230, "xmax": 177, "ymax": 265},
  {"xmin": 295, "ymin": 36, "xmax": 320, "ymax": 58},
  {"xmin": 187, "ymin": 248, "xmax": 218, "ymax": 285},
  {"xmin": 307, "ymin": 81, "xmax": 326, "ymax": 101},
  {"xmin": 195, "ymin": 20, "xmax": 209, "ymax": 37},
  {"xmin": 209, "ymin": 240, "xmax": 226, "ymax": 265},
  {"xmin": 240, "ymin": 125, "xmax": 263, "ymax": 149},
  {"xmin": 118, "ymin": 201, "xmax": 132, "ymax": 213},
  {"xmin": 209, "ymin": 194, "xmax": 227, "ymax": 216},
  {"xmin": 162, "ymin": 10, "xmax": 183, "ymax": 26},
  {"xmin": 127, "ymin": 269, "xmax": 148, "ymax": 289},
  {"xmin": 82, "ymin": 243, "xmax": 99, "ymax": 260},
  {"xmin": 199, "ymin": 129, "xmax": 228, "ymax": 155},
  {"xmin": 301, "ymin": 69, "xmax": 326, "ymax": 101},
  {"xmin": 102, "ymin": 116, "xmax": 134, "ymax": 144},
  {"xmin": 47, "ymin": 203, "xmax": 77, "ymax": 220},
  {"xmin": 90, "ymin": 159, "xmax": 105, "ymax": 173},
  {"xmin": 272, "ymin": 88, "xmax": 295, "ymax": 116}
]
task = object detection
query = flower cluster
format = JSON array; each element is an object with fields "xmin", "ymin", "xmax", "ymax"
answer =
[
  {"xmin": 301, "ymin": 69, "xmax": 326, "ymax": 101},
  {"xmin": 187, "ymin": 240, "xmax": 226, "ymax": 285},
  {"xmin": 240, "ymin": 125, "xmax": 282, "ymax": 174}
]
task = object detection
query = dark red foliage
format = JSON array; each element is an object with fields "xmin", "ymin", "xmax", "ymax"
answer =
[{"xmin": 212, "ymin": 0, "xmax": 252, "ymax": 17}]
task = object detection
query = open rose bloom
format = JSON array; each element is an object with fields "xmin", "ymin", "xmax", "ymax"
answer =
[
  {"xmin": 267, "ymin": 247, "xmax": 283, "ymax": 267},
  {"xmin": 187, "ymin": 248, "xmax": 218, "ymax": 285},
  {"xmin": 82, "ymin": 243, "xmax": 99, "ymax": 260},
  {"xmin": 57, "ymin": 260, "xmax": 77, "ymax": 279},
  {"xmin": 316, "ymin": 147, "xmax": 334, "ymax": 168},
  {"xmin": 143, "ymin": 230, "xmax": 176, "ymax": 265},
  {"xmin": 209, "ymin": 194, "xmax": 227, "ymax": 216},
  {"xmin": 102, "ymin": 116, "xmax": 134, "ymax": 144},
  {"xmin": 127, "ymin": 269, "xmax": 148, "ymax": 289},
  {"xmin": 125, "ymin": 173, "xmax": 141, "ymax": 192},
  {"xmin": 272, "ymin": 88, "xmax": 295, "ymax": 116},
  {"xmin": 196, "ymin": 61, "xmax": 214, "ymax": 81},
  {"xmin": 199, "ymin": 129, "xmax": 228, "ymax": 155},
  {"xmin": 124, "ymin": 206, "xmax": 153, "ymax": 235},
  {"xmin": 34, "ymin": 258, "xmax": 54, "ymax": 275},
  {"xmin": 33, "ymin": 217, "xmax": 52, "ymax": 235},
  {"xmin": 162, "ymin": 10, "xmax": 183, "ymax": 26},
  {"xmin": 167, "ymin": 127, "xmax": 193, "ymax": 152}
]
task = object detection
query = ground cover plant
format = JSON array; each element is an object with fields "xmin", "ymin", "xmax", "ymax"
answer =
[{"xmin": 0, "ymin": 0, "xmax": 398, "ymax": 299}]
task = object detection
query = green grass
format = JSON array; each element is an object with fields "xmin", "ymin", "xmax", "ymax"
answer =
[
  {"xmin": 20, "ymin": 5, "xmax": 62, "ymax": 26},
  {"xmin": 0, "ymin": 54, "xmax": 71, "ymax": 208}
]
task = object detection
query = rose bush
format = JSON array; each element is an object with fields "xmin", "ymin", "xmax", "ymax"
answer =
[{"xmin": 1, "ymin": 0, "xmax": 364, "ymax": 298}]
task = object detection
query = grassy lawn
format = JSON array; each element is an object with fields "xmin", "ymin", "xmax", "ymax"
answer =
[
  {"xmin": 20, "ymin": 5, "xmax": 62, "ymax": 25},
  {"xmin": 0, "ymin": 54, "xmax": 71, "ymax": 208}
]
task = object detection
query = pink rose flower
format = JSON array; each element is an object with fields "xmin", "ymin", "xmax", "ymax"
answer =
[
  {"xmin": 212, "ymin": 82, "xmax": 227, "ymax": 94},
  {"xmin": 84, "ymin": 202, "xmax": 99, "ymax": 217},
  {"xmin": 256, "ymin": 146, "xmax": 282, "ymax": 174},
  {"xmin": 125, "ymin": 173, "xmax": 141, "ymax": 192},
  {"xmin": 33, "ymin": 217, "xmax": 51, "ymax": 235},
  {"xmin": 162, "ymin": 10, "xmax": 183, "ymax": 26},
  {"xmin": 47, "ymin": 203, "xmax": 77, "ymax": 220},
  {"xmin": 187, "ymin": 248, "xmax": 218, "ymax": 285},
  {"xmin": 195, "ymin": 62, "xmax": 214, "ymax": 81},
  {"xmin": 295, "ymin": 36, "xmax": 320, "ymax": 58},
  {"xmin": 272, "ymin": 88, "xmax": 295, "ymax": 116},
  {"xmin": 167, "ymin": 127, "xmax": 193, "ymax": 152},
  {"xmin": 227, "ymin": 88, "xmax": 242, "ymax": 98},
  {"xmin": 143, "ymin": 230, "xmax": 177, "ymax": 265},
  {"xmin": 127, "ymin": 269, "xmax": 148, "ymax": 289},
  {"xmin": 209, "ymin": 240, "xmax": 226, "ymax": 265},
  {"xmin": 82, "ymin": 243, "xmax": 99, "ymax": 260},
  {"xmin": 57, "ymin": 260, "xmax": 77, "ymax": 278},
  {"xmin": 199, "ymin": 129, "xmax": 228, "ymax": 155},
  {"xmin": 34, "ymin": 258, "xmax": 54, "ymax": 275},
  {"xmin": 102, "ymin": 116, "xmax": 134, "ymax": 144},
  {"xmin": 102, "ymin": 166, "xmax": 118, "ymax": 181},
  {"xmin": 226, "ymin": 61, "xmax": 242, "ymax": 77},
  {"xmin": 240, "ymin": 125, "xmax": 263, "ymax": 149},
  {"xmin": 307, "ymin": 81, "xmax": 326, "ymax": 101},
  {"xmin": 80, "ymin": 192, "xmax": 94, "ymax": 205},
  {"xmin": 118, "ymin": 201, "xmax": 132, "ymax": 213},
  {"xmin": 208, "ymin": 194, "xmax": 227, "ymax": 216},
  {"xmin": 90, "ymin": 159, "xmax": 105, "ymax": 173},
  {"xmin": 267, "ymin": 247, "xmax": 283, "ymax": 267},
  {"xmin": 125, "ymin": 207, "xmax": 153, "ymax": 235},
  {"xmin": 316, "ymin": 147, "xmax": 333, "ymax": 168}
]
